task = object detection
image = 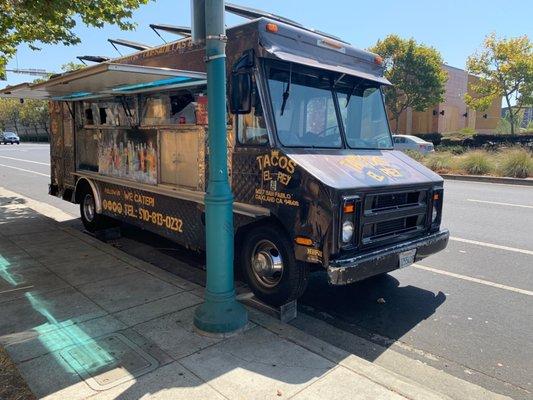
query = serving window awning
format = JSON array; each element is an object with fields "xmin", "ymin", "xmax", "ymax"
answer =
[{"xmin": 0, "ymin": 63, "xmax": 207, "ymax": 101}]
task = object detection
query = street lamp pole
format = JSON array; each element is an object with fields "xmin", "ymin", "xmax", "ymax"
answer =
[{"xmin": 193, "ymin": 0, "xmax": 248, "ymax": 335}]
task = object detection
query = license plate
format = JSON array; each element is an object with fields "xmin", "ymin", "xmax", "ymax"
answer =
[{"xmin": 398, "ymin": 249, "xmax": 416, "ymax": 269}]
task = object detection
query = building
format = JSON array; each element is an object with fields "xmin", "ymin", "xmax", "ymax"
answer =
[{"xmin": 391, "ymin": 65, "xmax": 501, "ymax": 135}]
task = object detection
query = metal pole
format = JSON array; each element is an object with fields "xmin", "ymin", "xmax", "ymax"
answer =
[{"xmin": 193, "ymin": 0, "xmax": 248, "ymax": 335}]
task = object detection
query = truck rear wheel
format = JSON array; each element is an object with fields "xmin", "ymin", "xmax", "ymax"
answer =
[
  {"xmin": 79, "ymin": 189, "xmax": 113, "ymax": 232},
  {"xmin": 239, "ymin": 225, "xmax": 309, "ymax": 306}
]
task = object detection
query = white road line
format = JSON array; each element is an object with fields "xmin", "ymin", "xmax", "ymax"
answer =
[
  {"xmin": 450, "ymin": 237, "xmax": 533, "ymax": 256},
  {"xmin": 0, "ymin": 163, "xmax": 50, "ymax": 177},
  {"xmin": 467, "ymin": 198, "xmax": 533, "ymax": 209},
  {"xmin": 0, "ymin": 155, "xmax": 50, "ymax": 166},
  {"xmin": 413, "ymin": 264, "xmax": 533, "ymax": 296}
]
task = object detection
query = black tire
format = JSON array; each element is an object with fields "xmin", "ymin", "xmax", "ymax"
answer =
[
  {"xmin": 16, "ymin": 141, "xmax": 20, "ymax": 145},
  {"xmin": 239, "ymin": 224, "xmax": 309, "ymax": 306},
  {"xmin": 79, "ymin": 189, "xmax": 112, "ymax": 232}
]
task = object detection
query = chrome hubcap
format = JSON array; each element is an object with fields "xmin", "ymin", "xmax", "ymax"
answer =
[
  {"xmin": 251, "ymin": 239, "xmax": 284, "ymax": 288},
  {"xmin": 83, "ymin": 194, "xmax": 95, "ymax": 222}
]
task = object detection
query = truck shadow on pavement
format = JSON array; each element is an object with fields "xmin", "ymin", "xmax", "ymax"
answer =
[
  {"xmin": 296, "ymin": 271, "xmax": 447, "ymax": 362},
  {"xmin": 0, "ymin": 197, "xmax": 345, "ymax": 400}
]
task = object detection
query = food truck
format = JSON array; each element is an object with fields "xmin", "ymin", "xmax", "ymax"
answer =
[{"xmin": 0, "ymin": 12, "xmax": 449, "ymax": 306}]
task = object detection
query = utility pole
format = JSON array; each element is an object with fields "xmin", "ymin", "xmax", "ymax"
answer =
[{"xmin": 192, "ymin": 0, "xmax": 248, "ymax": 335}]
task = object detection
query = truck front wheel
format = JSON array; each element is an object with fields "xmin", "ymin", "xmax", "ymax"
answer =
[{"xmin": 239, "ymin": 225, "xmax": 309, "ymax": 306}]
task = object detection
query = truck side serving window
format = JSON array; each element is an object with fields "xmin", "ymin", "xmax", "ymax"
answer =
[{"xmin": 237, "ymin": 85, "xmax": 268, "ymax": 146}]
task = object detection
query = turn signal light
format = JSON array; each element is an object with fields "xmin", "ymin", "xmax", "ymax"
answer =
[
  {"xmin": 295, "ymin": 237, "xmax": 313, "ymax": 246},
  {"xmin": 433, "ymin": 193, "xmax": 440, "ymax": 201},
  {"xmin": 266, "ymin": 23, "xmax": 279, "ymax": 33},
  {"xmin": 343, "ymin": 203, "xmax": 355, "ymax": 214}
]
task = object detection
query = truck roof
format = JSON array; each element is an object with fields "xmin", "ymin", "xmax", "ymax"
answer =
[{"xmin": 0, "ymin": 16, "xmax": 389, "ymax": 100}]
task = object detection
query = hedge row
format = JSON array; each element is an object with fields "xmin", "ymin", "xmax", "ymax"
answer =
[
  {"xmin": 18, "ymin": 135, "xmax": 49, "ymax": 143},
  {"xmin": 413, "ymin": 132, "xmax": 533, "ymax": 148}
]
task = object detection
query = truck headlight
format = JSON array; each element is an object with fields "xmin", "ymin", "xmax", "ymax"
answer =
[
  {"xmin": 432, "ymin": 205, "xmax": 438, "ymax": 223},
  {"xmin": 342, "ymin": 221, "xmax": 354, "ymax": 243}
]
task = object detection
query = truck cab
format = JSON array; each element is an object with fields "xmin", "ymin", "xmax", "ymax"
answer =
[{"xmin": 227, "ymin": 25, "xmax": 449, "ymax": 304}]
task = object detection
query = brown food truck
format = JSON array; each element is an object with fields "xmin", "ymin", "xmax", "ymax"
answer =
[{"xmin": 0, "ymin": 15, "xmax": 449, "ymax": 306}]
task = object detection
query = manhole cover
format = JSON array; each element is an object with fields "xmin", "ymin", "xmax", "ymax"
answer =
[{"xmin": 60, "ymin": 332, "xmax": 159, "ymax": 390}]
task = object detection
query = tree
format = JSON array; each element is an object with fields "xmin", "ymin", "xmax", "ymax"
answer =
[
  {"xmin": 466, "ymin": 33, "xmax": 533, "ymax": 135},
  {"xmin": 61, "ymin": 62, "xmax": 85, "ymax": 73},
  {"xmin": 370, "ymin": 35, "xmax": 447, "ymax": 132},
  {"xmin": 19, "ymin": 99, "xmax": 49, "ymax": 136},
  {"xmin": 0, "ymin": 98, "xmax": 20, "ymax": 132},
  {"xmin": 0, "ymin": 0, "xmax": 150, "ymax": 77}
]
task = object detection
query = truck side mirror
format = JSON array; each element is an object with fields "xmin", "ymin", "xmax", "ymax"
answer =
[
  {"xmin": 230, "ymin": 71, "xmax": 252, "ymax": 114},
  {"xmin": 229, "ymin": 49, "xmax": 255, "ymax": 115}
]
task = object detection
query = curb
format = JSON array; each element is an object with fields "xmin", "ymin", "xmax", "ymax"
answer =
[{"xmin": 441, "ymin": 174, "xmax": 533, "ymax": 186}]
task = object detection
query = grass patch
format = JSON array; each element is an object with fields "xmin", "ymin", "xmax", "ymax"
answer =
[
  {"xmin": 497, "ymin": 148, "xmax": 533, "ymax": 178},
  {"xmin": 460, "ymin": 151, "xmax": 495, "ymax": 175},
  {"xmin": 414, "ymin": 147, "xmax": 533, "ymax": 178},
  {"xmin": 403, "ymin": 149, "xmax": 425, "ymax": 162},
  {"xmin": 424, "ymin": 152, "xmax": 456, "ymax": 173}
]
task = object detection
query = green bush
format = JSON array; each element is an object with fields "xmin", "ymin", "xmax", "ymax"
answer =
[
  {"xmin": 498, "ymin": 148, "xmax": 533, "ymax": 178},
  {"xmin": 424, "ymin": 152, "xmax": 455, "ymax": 173},
  {"xmin": 460, "ymin": 151, "xmax": 494, "ymax": 175}
]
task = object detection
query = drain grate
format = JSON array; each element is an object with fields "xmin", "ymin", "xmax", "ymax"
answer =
[{"xmin": 60, "ymin": 332, "xmax": 159, "ymax": 390}]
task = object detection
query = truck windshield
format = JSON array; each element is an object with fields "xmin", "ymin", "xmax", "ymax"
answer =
[
  {"xmin": 267, "ymin": 66, "xmax": 342, "ymax": 148},
  {"xmin": 336, "ymin": 79, "xmax": 392, "ymax": 149},
  {"xmin": 266, "ymin": 62, "xmax": 392, "ymax": 149}
]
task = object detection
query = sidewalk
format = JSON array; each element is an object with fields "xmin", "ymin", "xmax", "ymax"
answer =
[{"xmin": 0, "ymin": 188, "xmax": 509, "ymax": 400}]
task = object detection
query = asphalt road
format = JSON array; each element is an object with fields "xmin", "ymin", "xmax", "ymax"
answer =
[{"xmin": 1, "ymin": 143, "xmax": 532, "ymax": 399}]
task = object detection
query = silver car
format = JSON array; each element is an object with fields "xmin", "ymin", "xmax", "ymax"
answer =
[
  {"xmin": 1, "ymin": 131, "xmax": 20, "ymax": 145},
  {"xmin": 393, "ymin": 135, "xmax": 434, "ymax": 155}
]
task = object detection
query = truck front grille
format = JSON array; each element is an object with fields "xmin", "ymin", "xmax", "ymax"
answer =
[
  {"xmin": 365, "ymin": 191, "xmax": 423, "ymax": 212},
  {"xmin": 361, "ymin": 189, "xmax": 428, "ymax": 247}
]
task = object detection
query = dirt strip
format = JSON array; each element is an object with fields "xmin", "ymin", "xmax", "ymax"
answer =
[{"xmin": 0, "ymin": 346, "xmax": 36, "ymax": 400}]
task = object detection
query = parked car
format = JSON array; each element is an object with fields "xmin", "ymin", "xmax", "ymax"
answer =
[
  {"xmin": 1, "ymin": 131, "xmax": 20, "ymax": 145},
  {"xmin": 393, "ymin": 135, "xmax": 434, "ymax": 155}
]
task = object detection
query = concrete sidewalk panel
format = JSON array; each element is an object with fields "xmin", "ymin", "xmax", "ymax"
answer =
[
  {"xmin": 17, "ymin": 349, "xmax": 97, "ymax": 400},
  {"xmin": 133, "ymin": 307, "xmax": 222, "ymax": 361},
  {"xmin": 45, "ymin": 256, "xmax": 137, "ymax": 287},
  {"xmin": 0, "ymin": 219, "xmax": 59, "ymax": 236},
  {"xmin": 38, "ymin": 245, "xmax": 99, "ymax": 265},
  {"xmin": 5, "ymin": 314, "xmax": 126, "ymax": 363},
  {"xmin": 89, "ymin": 361, "xmax": 226, "ymax": 400},
  {"xmin": 23, "ymin": 242, "xmax": 97, "ymax": 259},
  {"xmin": 0, "ymin": 265, "xmax": 70, "ymax": 303},
  {"xmin": 114, "ymin": 291, "xmax": 203, "ymax": 327},
  {"xmin": 0, "ymin": 287, "xmax": 107, "ymax": 341},
  {"xmin": 0, "ymin": 253, "xmax": 42, "ymax": 269},
  {"xmin": 76, "ymin": 271, "xmax": 184, "ymax": 313},
  {"xmin": 292, "ymin": 366, "xmax": 407, "ymax": 400},
  {"xmin": 58, "ymin": 332, "xmax": 160, "ymax": 391},
  {"xmin": 180, "ymin": 326, "xmax": 334, "ymax": 400}
]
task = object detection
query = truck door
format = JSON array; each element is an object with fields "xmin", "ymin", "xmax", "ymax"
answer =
[{"xmin": 50, "ymin": 102, "xmax": 76, "ymax": 192}]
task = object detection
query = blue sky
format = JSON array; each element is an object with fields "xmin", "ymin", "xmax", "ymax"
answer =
[{"xmin": 3, "ymin": 0, "xmax": 532, "ymax": 87}]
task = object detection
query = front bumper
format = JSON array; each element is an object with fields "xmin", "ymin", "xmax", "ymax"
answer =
[{"xmin": 327, "ymin": 229, "xmax": 449, "ymax": 285}]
